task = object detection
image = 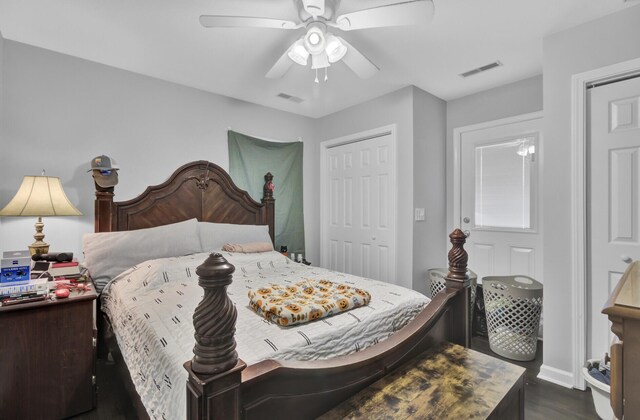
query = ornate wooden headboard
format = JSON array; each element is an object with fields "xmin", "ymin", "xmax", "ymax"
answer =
[{"xmin": 93, "ymin": 160, "xmax": 275, "ymax": 243}]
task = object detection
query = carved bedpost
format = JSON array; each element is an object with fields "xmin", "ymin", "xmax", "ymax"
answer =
[
  {"xmin": 445, "ymin": 228, "xmax": 473, "ymax": 347},
  {"xmin": 184, "ymin": 254, "xmax": 246, "ymax": 420},
  {"xmin": 94, "ymin": 188, "xmax": 114, "ymax": 233},
  {"xmin": 94, "ymin": 185, "xmax": 114, "ymax": 359},
  {"xmin": 262, "ymin": 172, "xmax": 276, "ymax": 245}
]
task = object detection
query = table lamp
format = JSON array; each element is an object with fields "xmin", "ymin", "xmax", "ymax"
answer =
[{"xmin": 0, "ymin": 175, "xmax": 82, "ymax": 255}]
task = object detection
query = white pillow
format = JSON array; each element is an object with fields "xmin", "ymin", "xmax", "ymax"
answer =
[
  {"xmin": 198, "ymin": 222, "xmax": 272, "ymax": 252},
  {"xmin": 83, "ymin": 218, "xmax": 202, "ymax": 293}
]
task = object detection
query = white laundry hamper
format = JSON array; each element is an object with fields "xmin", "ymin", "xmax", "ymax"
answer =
[
  {"xmin": 483, "ymin": 275, "xmax": 542, "ymax": 361},
  {"xmin": 428, "ymin": 268, "xmax": 477, "ymax": 319}
]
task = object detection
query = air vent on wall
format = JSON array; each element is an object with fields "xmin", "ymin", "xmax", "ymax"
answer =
[
  {"xmin": 459, "ymin": 61, "xmax": 503, "ymax": 78},
  {"xmin": 277, "ymin": 93, "xmax": 304, "ymax": 103}
]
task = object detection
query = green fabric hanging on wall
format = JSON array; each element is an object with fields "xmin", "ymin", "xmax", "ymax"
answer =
[{"xmin": 228, "ymin": 130, "xmax": 305, "ymax": 255}]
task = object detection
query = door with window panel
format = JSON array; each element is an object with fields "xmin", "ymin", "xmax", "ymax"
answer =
[{"xmin": 460, "ymin": 116, "xmax": 543, "ymax": 282}]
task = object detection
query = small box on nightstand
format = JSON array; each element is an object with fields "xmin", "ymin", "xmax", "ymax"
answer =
[{"xmin": 1, "ymin": 250, "xmax": 31, "ymax": 284}]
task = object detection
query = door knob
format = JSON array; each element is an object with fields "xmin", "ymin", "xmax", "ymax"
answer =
[
  {"xmin": 372, "ymin": 235, "xmax": 376, "ymax": 241},
  {"xmin": 463, "ymin": 217, "xmax": 470, "ymax": 223},
  {"xmin": 463, "ymin": 230, "xmax": 471, "ymax": 238},
  {"xmin": 621, "ymin": 255, "xmax": 633, "ymax": 264}
]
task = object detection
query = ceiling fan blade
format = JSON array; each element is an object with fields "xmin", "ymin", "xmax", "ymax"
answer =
[
  {"xmin": 332, "ymin": 0, "xmax": 434, "ymax": 31},
  {"xmin": 302, "ymin": 0, "xmax": 325, "ymax": 18},
  {"xmin": 337, "ymin": 37, "xmax": 379, "ymax": 79},
  {"xmin": 199, "ymin": 15, "xmax": 302, "ymax": 30},
  {"xmin": 265, "ymin": 46, "xmax": 295, "ymax": 79}
]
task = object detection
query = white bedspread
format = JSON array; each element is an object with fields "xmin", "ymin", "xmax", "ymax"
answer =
[{"xmin": 101, "ymin": 251, "xmax": 429, "ymax": 420}]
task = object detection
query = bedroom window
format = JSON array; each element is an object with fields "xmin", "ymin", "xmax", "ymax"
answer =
[{"xmin": 474, "ymin": 136, "xmax": 537, "ymax": 230}]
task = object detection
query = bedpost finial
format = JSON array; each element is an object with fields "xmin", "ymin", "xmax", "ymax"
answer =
[
  {"xmin": 447, "ymin": 228, "xmax": 469, "ymax": 281},
  {"xmin": 195, "ymin": 253, "xmax": 235, "ymax": 280},
  {"xmin": 263, "ymin": 172, "xmax": 275, "ymax": 201}
]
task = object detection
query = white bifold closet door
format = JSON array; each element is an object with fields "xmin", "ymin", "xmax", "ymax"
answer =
[
  {"xmin": 325, "ymin": 134, "xmax": 395, "ymax": 283},
  {"xmin": 588, "ymin": 75, "xmax": 640, "ymax": 359}
]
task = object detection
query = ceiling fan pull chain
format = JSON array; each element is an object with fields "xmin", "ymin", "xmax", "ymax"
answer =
[
  {"xmin": 315, "ymin": 68, "xmax": 319, "ymax": 83},
  {"xmin": 324, "ymin": 67, "xmax": 328, "ymax": 82}
]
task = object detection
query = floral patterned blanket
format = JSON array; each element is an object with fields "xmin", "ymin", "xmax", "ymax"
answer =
[{"xmin": 248, "ymin": 279, "xmax": 372, "ymax": 326}]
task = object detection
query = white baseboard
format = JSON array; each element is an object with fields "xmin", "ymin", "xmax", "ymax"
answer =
[{"xmin": 538, "ymin": 364, "xmax": 574, "ymax": 388}]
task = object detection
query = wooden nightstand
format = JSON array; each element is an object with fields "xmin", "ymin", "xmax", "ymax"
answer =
[{"xmin": 0, "ymin": 288, "xmax": 97, "ymax": 419}]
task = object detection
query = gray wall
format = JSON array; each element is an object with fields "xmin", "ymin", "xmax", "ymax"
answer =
[
  {"xmin": 541, "ymin": 4, "xmax": 640, "ymax": 382},
  {"xmin": 412, "ymin": 86, "xmax": 447, "ymax": 295},
  {"xmin": 314, "ymin": 87, "xmax": 415, "ymax": 289},
  {"xmin": 445, "ymin": 75, "xmax": 543, "ymax": 232},
  {"xmin": 0, "ymin": 41, "xmax": 318, "ymax": 260}
]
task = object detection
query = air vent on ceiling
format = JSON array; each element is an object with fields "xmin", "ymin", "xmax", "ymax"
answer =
[
  {"xmin": 277, "ymin": 93, "xmax": 304, "ymax": 103},
  {"xmin": 459, "ymin": 61, "xmax": 503, "ymax": 78}
]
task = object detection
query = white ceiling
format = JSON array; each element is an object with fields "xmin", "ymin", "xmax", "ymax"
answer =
[{"xmin": 0, "ymin": 0, "xmax": 635, "ymax": 118}]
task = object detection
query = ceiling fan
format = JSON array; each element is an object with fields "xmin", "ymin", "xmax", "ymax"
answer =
[{"xmin": 200, "ymin": 0, "xmax": 434, "ymax": 81}]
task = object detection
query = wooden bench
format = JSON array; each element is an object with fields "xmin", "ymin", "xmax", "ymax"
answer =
[{"xmin": 319, "ymin": 342, "xmax": 525, "ymax": 419}]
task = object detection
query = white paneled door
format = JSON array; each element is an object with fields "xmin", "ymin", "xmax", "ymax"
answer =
[
  {"xmin": 457, "ymin": 114, "xmax": 543, "ymax": 282},
  {"xmin": 322, "ymin": 132, "xmax": 396, "ymax": 283},
  {"xmin": 588, "ymin": 76, "xmax": 640, "ymax": 359}
]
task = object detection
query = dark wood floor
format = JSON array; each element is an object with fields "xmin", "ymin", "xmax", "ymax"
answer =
[{"xmin": 73, "ymin": 337, "xmax": 599, "ymax": 419}]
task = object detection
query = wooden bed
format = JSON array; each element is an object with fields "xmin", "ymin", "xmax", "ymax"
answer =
[{"xmin": 93, "ymin": 160, "xmax": 473, "ymax": 420}]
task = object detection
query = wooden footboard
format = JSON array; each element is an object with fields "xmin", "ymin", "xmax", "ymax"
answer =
[{"xmin": 184, "ymin": 229, "xmax": 473, "ymax": 420}]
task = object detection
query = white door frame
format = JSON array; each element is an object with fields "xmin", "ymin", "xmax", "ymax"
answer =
[
  {"xmin": 320, "ymin": 124, "xmax": 398, "ymax": 280},
  {"xmin": 570, "ymin": 57, "xmax": 640, "ymax": 389},
  {"xmin": 453, "ymin": 111, "xmax": 544, "ymax": 232}
]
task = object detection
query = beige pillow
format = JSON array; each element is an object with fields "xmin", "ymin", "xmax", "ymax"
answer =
[
  {"xmin": 222, "ymin": 242, "xmax": 274, "ymax": 253},
  {"xmin": 198, "ymin": 222, "xmax": 272, "ymax": 252}
]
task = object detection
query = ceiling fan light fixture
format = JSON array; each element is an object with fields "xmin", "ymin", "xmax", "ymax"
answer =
[
  {"xmin": 288, "ymin": 39, "xmax": 310, "ymax": 66},
  {"xmin": 325, "ymin": 34, "xmax": 347, "ymax": 63},
  {"xmin": 311, "ymin": 52, "xmax": 330, "ymax": 70},
  {"xmin": 309, "ymin": 32, "xmax": 321, "ymax": 45},
  {"xmin": 304, "ymin": 24, "xmax": 326, "ymax": 54}
]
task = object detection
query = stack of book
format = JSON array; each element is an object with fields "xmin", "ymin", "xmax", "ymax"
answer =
[
  {"xmin": 0, "ymin": 277, "xmax": 49, "ymax": 306},
  {"xmin": 32, "ymin": 259, "xmax": 82, "ymax": 282}
]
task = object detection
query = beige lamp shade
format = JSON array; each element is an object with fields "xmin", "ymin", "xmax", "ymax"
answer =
[
  {"xmin": 0, "ymin": 176, "xmax": 82, "ymax": 254},
  {"xmin": 0, "ymin": 176, "xmax": 82, "ymax": 217}
]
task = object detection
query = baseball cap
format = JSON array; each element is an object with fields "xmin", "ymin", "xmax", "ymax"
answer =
[
  {"xmin": 89, "ymin": 155, "xmax": 119, "ymax": 188},
  {"xmin": 92, "ymin": 169, "xmax": 119, "ymax": 188},
  {"xmin": 88, "ymin": 155, "xmax": 119, "ymax": 172}
]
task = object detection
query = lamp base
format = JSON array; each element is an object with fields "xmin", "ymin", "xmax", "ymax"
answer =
[
  {"xmin": 30, "ymin": 217, "xmax": 49, "ymax": 255},
  {"xmin": 29, "ymin": 241, "xmax": 50, "ymax": 256}
]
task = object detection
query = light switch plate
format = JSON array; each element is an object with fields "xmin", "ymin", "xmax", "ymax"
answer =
[{"xmin": 414, "ymin": 208, "xmax": 425, "ymax": 221}]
